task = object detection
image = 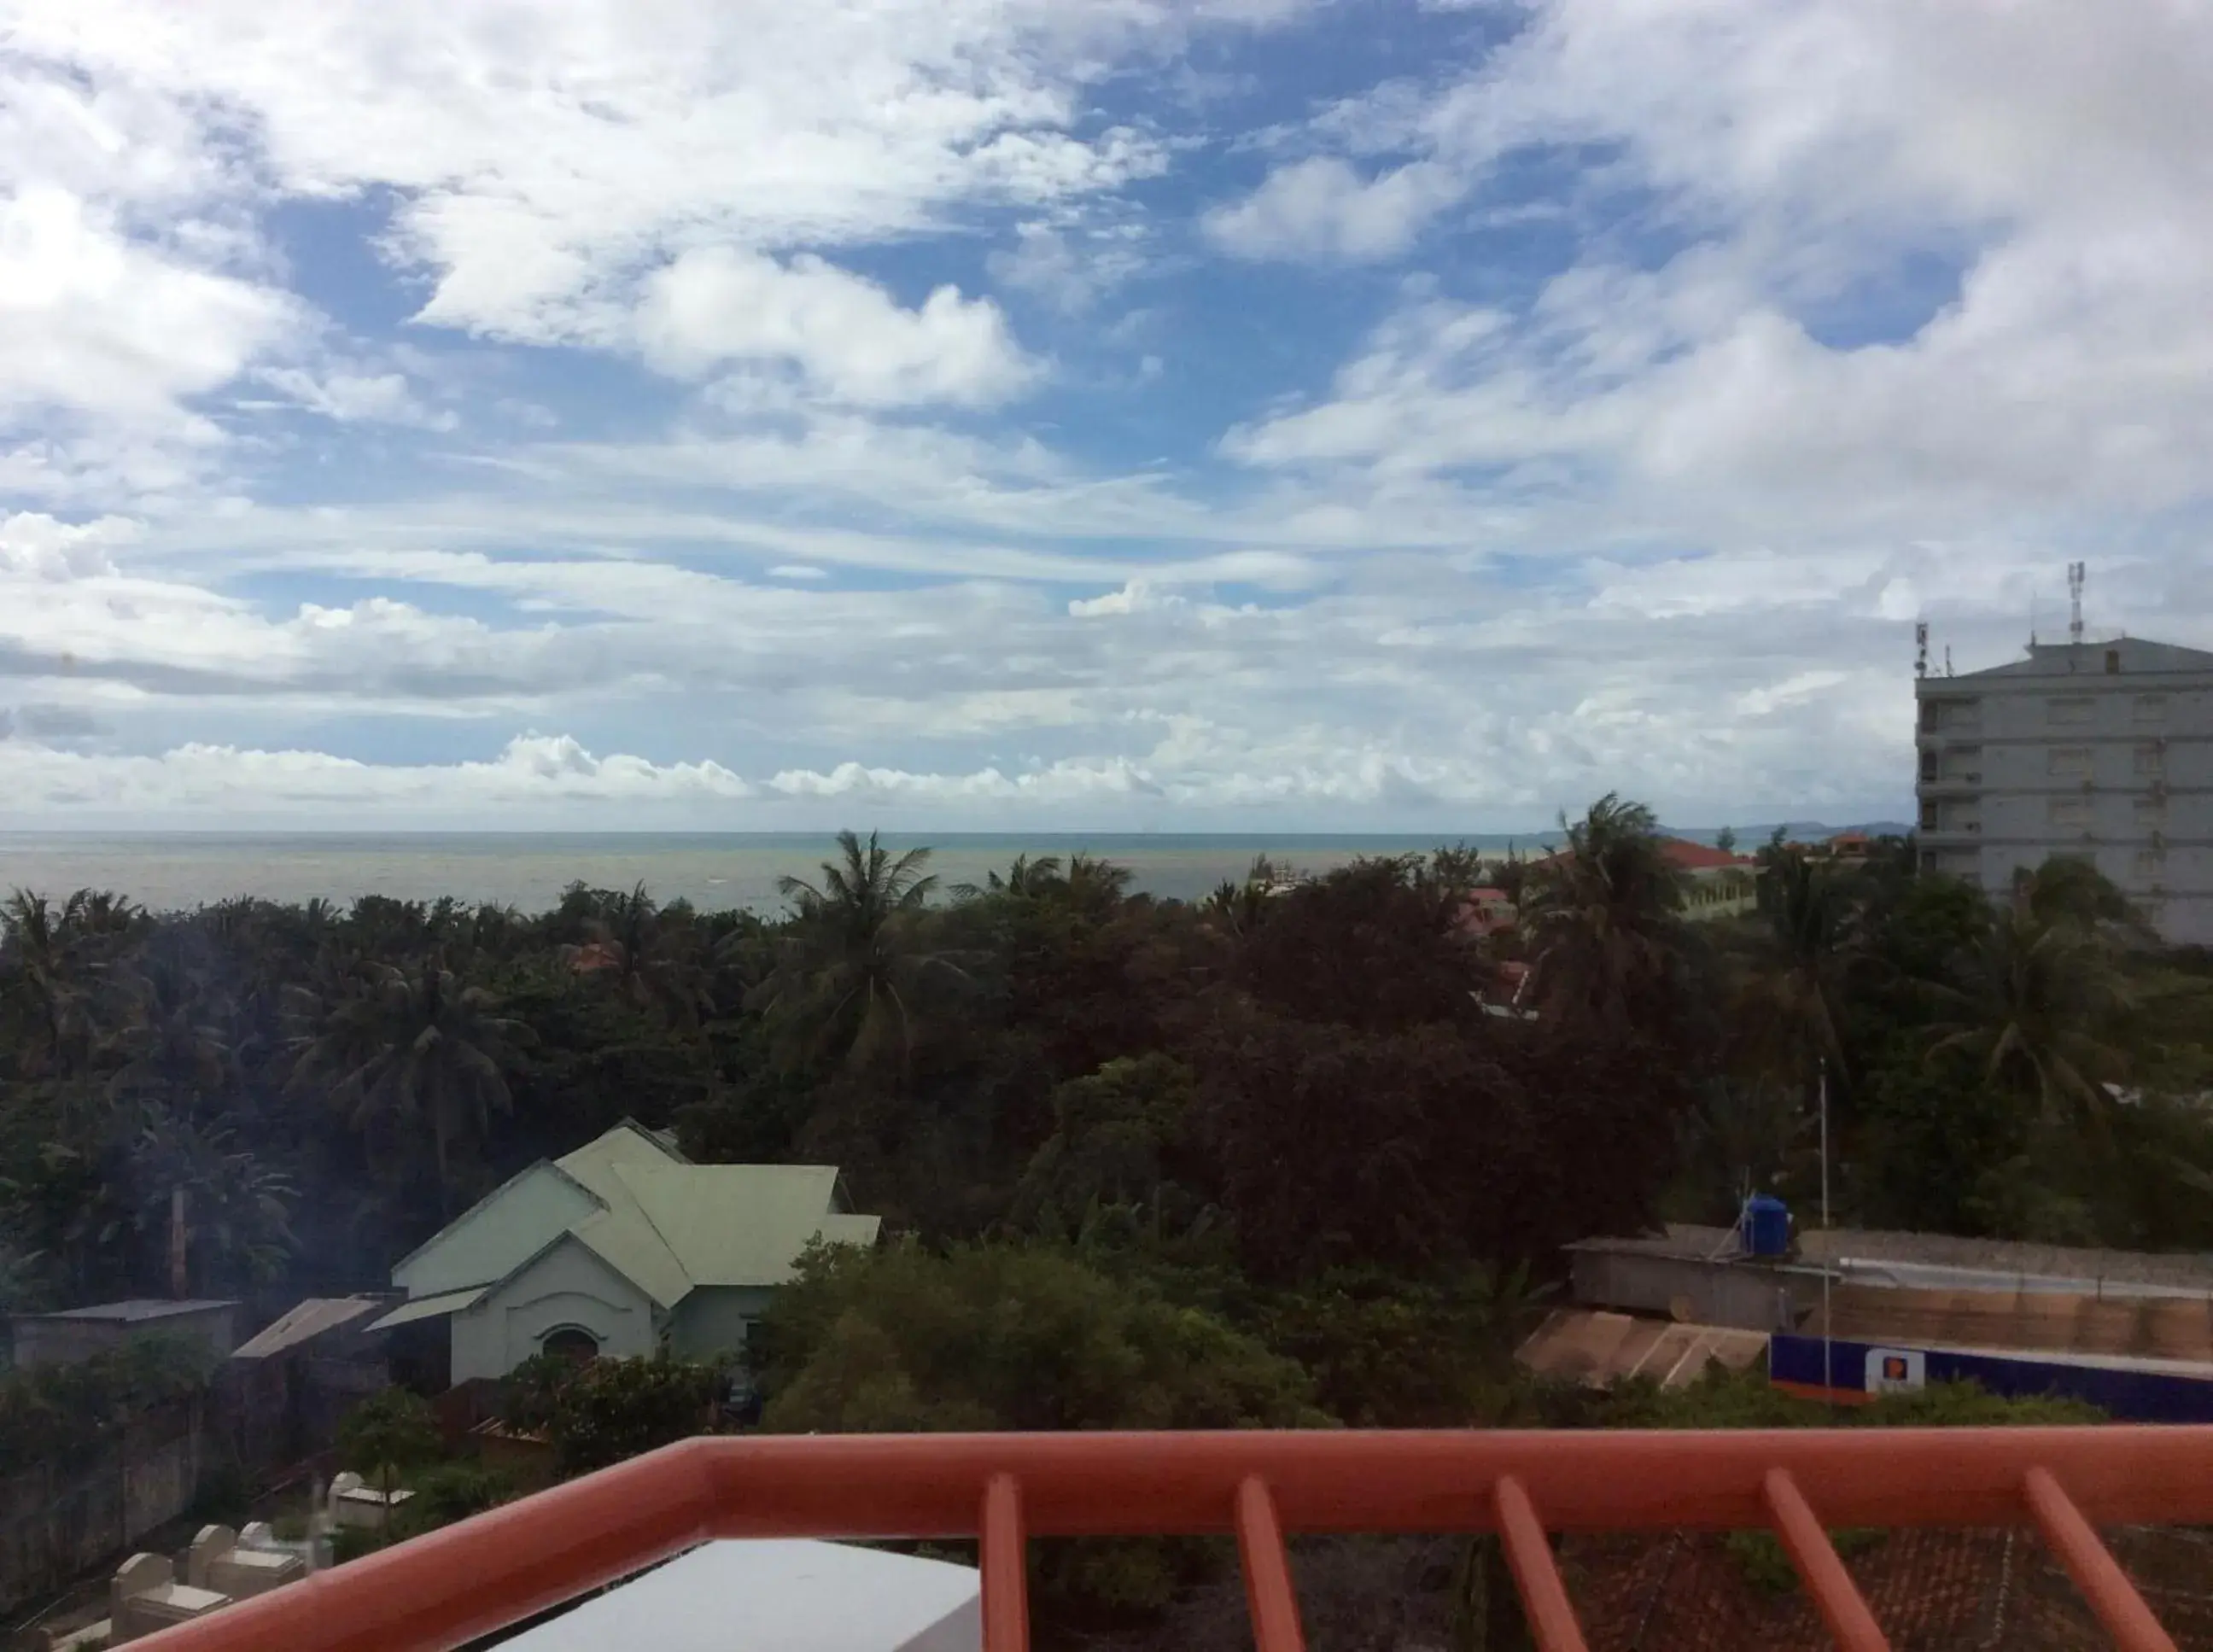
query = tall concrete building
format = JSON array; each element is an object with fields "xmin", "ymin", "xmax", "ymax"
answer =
[{"xmin": 1913, "ymin": 635, "xmax": 2213, "ymax": 946}]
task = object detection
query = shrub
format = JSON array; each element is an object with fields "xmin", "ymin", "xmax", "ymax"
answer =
[
  {"xmin": 545, "ymin": 1355, "xmax": 720, "ymax": 1479},
  {"xmin": 0, "ymin": 1334, "xmax": 211, "ymax": 1475}
]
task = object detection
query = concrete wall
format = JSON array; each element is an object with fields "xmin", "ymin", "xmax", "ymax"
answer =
[
  {"xmin": 1568, "ymin": 1250, "xmax": 1813, "ymax": 1333},
  {"xmin": 395, "ymin": 1165, "xmax": 602, "ymax": 1298},
  {"xmin": 12, "ymin": 1307, "xmax": 237, "ymax": 1371},
  {"xmin": 449, "ymin": 1236, "xmax": 658, "ymax": 1383},
  {"xmin": 0, "ymin": 1401, "xmax": 205, "ymax": 1614},
  {"xmin": 669, "ymin": 1286, "xmax": 775, "ymax": 1363}
]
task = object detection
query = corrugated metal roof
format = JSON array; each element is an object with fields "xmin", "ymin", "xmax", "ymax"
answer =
[
  {"xmin": 611, "ymin": 1162, "xmax": 882, "ymax": 1288},
  {"xmin": 1516, "ymin": 1309, "xmax": 1768, "ymax": 1390},
  {"xmin": 364, "ymin": 1287, "xmax": 488, "ymax": 1331},
  {"xmin": 32, "ymin": 1298, "xmax": 237, "ymax": 1322},
  {"xmin": 230, "ymin": 1297, "xmax": 387, "ymax": 1359}
]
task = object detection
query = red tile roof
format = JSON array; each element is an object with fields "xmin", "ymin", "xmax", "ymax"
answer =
[{"xmin": 1658, "ymin": 838, "xmax": 1757, "ymax": 871}]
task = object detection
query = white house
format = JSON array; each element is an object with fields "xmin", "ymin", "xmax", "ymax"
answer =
[{"xmin": 365, "ymin": 1122, "xmax": 879, "ymax": 1381}]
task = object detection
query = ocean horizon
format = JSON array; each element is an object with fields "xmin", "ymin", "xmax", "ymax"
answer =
[
  {"xmin": 0, "ymin": 829, "xmax": 1539, "ymax": 915},
  {"xmin": 0, "ymin": 822, "xmax": 1903, "ymax": 917}
]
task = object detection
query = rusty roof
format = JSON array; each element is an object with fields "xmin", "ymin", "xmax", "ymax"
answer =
[{"xmin": 1516, "ymin": 1309, "xmax": 1768, "ymax": 1391}]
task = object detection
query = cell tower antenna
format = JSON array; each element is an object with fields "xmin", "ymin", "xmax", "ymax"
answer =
[
  {"xmin": 1914, "ymin": 620, "xmax": 1929, "ymax": 679},
  {"xmin": 1944, "ymin": 645, "xmax": 1953, "ymax": 677},
  {"xmin": 2068, "ymin": 561, "xmax": 2087, "ymax": 645}
]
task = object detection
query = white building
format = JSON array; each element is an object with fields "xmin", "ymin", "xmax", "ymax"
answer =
[
  {"xmin": 1914, "ymin": 636, "xmax": 2213, "ymax": 945},
  {"xmin": 365, "ymin": 1121, "xmax": 879, "ymax": 1381}
]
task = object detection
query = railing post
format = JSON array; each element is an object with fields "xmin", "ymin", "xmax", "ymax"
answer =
[
  {"xmin": 981, "ymin": 1473, "xmax": 1028, "ymax": 1652},
  {"xmin": 1235, "ymin": 1476, "xmax": 1306, "ymax": 1652},
  {"xmin": 1491, "ymin": 1475, "xmax": 1589, "ymax": 1652},
  {"xmin": 2023, "ymin": 1466, "xmax": 2176, "ymax": 1652},
  {"xmin": 1760, "ymin": 1468, "xmax": 1887, "ymax": 1652}
]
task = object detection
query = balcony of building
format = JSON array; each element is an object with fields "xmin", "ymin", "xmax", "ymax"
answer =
[{"xmin": 128, "ymin": 1425, "xmax": 2213, "ymax": 1652}]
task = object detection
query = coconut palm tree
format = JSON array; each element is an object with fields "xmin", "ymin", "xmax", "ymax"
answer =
[
  {"xmin": 1519, "ymin": 794, "xmax": 1688, "ymax": 1030},
  {"xmin": 287, "ymin": 959, "xmax": 534, "ymax": 1211},
  {"xmin": 1736, "ymin": 849, "xmax": 1861, "ymax": 1107},
  {"xmin": 558, "ymin": 884, "xmax": 711, "ymax": 1030},
  {"xmin": 1924, "ymin": 906, "xmax": 2133, "ymax": 1135},
  {"xmin": 746, "ymin": 831, "xmax": 969, "ymax": 1077}
]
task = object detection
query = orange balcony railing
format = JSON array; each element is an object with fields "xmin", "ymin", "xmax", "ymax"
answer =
[{"xmin": 135, "ymin": 1426, "xmax": 2213, "ymax": 1652}]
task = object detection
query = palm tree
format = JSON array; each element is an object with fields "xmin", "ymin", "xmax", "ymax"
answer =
[
  {"xmin": 558, "ymin": 884, "xmax": 711, "ymax": 1029},
  {"xmin": 1924, "ymin": 906, "xmax": 2132, "ymax": 1135},
  {"xmin": 746, "ymin": 831, "xmax": 969, "ymax": 1076},
  {"xmin": 287, "ymin": 959, "xmax": 534, "ymax": 1211},
  {"xmin": 1519, "ymin": 794, "xmax": 1688, "ymax": 1030},
  {"xmin": 953, "ymin": 854, "xmax": 1065, "ymax": 903},
  {"xmin": 0, "ymin": 888, "xmax": 137, "ymax": 1075},
  {"xmin": 1736, "ymin": 849, "xmax": 1860, "ymax": 1107}
]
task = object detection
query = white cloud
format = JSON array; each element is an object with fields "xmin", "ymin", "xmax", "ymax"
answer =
[
  {"xmin": 2, "ymin": 1, "xmax": 1229, "ymax": 344},
  {"xmin": 0, "ymin": 186, "xmax": 297, "ymax": 427},
  {"xmin": 1204, "ymin": 157, "xmax": 1461, "ymax": 260},
  {"xmin": 0, "ymin": 733, "xmax": 751, "ymax": 819},
  {"xmin": 1229, "ymin": 0, "xmax": 2213, "ymax": 550},
  {"xmin": 988, "ymin": 220, "xmax": 1147, "ymax": 312},
  {"xmin": 766, "ymin": 564, "xmax": 829, "ymax": 581},
  {"xmin": 254, "ymin": 366, "xmax": 456, "ymax": 429},
  {"xmin": 635, "ymin": 248, "xmax": 1034, "ymax": 407},
  {"xmin": 0, "ymin": 511, "xmax": 142, "ymax": 579}
]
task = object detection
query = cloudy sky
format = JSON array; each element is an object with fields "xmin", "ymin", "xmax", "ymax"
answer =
[{"xmin": 4, "ymin": 0, "xmax": 2211, "ymax": 832}]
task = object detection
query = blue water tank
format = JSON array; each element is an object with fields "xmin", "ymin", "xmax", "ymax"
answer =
[{"xmin": 1743, "ymin": 1194, "xmax": 1791, "ymax": 1258}]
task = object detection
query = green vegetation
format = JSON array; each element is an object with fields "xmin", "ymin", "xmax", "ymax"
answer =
[
  {"xmin": 4, "ymin": 815, "xmax": 2208, "ymax": 1628},
  {"xmin": 0, "ymin": 1334, "xmax": 212, "ymax": 1475}
]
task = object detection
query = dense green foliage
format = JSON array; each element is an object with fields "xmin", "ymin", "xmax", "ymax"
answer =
[
  {"xmin": 3, "ymin": 815, "xmax": 2207, "ymax": 1323},
  {"xmin": 0, "ymin": 1334, "xmax": 212, "ymax": 1476},
  {"xmin": 8, "ymin": 815, "xmax": 2192, "ymax": 1631}
]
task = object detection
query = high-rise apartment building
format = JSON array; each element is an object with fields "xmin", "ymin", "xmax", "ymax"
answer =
[{"xmin": 1913, "ymin": 636, "xmax": 2213, "ymax": 946}]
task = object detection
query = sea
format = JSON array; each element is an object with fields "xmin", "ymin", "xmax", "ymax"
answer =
[{"xmin": 0, "ymin": 832, "xmax": 1563, "ymax": 918}]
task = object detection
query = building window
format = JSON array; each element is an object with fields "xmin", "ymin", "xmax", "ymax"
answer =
[
  {"xmin": 2135, "ymin": 694, "xmax": 2169, "ymax": 724},
  {"xmin": 1919, "ymin": 750, "xmax": 1938, "ymax": 782},
  {"xmin": 2047, "ymin": 697, "xmax": 2094, "ymax": 727},
  {"xmin": 540, "ymin": 1326, "xmax": 600, "ymax": 1365},
  {"xmin": 2134, "ymin": 743, "xmax": 2165, "ymax": 777},
  {"xmin": 2105, "ymin": 649, "xmax": 2121, "ymax": 674},
  {"xmin": 1919, "ymin": 802, "xmax": 1938, "ymax": 830},
  {"xmin": 1918, "ymin": 700, "xmax": 1938, "ymax": 731},
  {"xmin": 2048, "ymin": 797, "xmax": 2090, "ymax": 827},
  {"xmin": 2047, "ymin": 746, "xmax": 2093, "ymax": 779}
]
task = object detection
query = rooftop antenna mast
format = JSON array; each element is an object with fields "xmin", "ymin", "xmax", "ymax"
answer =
[
  {"xmin": 2068, "ymin": 561, "xmax": 2087, "ymax": 645},
  {"xmin": 1914, "ymin": 620, "xmax": 1929, "ymax": 680}
]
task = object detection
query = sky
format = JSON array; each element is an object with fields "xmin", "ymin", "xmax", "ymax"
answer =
[{"xmin": 3, "ymin": 0, "xmax": 2212, "ymax": 832}]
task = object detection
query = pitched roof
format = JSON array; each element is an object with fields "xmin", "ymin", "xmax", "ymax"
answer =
[
  {"xmin": 611, "ymin": 1163, "xmax": 881, "ymax": 1288},
  {"xmin": 1516, "ymin": 1309, "xmax": 1767, "ymax": 1391},
  {"xmin": 231, "ymin": 1296, "xmax": 386, "ymax": 1359},
  {"xmin": 1659, "ymin": 838, "xmax": 1757, "ymax": 871},
  {"xmin": 400, "ymin": 1122, "xmax": 883, "ymax": 1311}
]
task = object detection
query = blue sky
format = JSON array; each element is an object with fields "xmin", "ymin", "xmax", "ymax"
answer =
[{"xmin": 3, "ymin": 0, "xmax": 2212, "ymax": 830}]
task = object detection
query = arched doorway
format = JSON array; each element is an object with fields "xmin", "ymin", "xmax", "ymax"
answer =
[{"xmin": 540, "ymin": 1325, "xmax": 601, "ymax": 1366}]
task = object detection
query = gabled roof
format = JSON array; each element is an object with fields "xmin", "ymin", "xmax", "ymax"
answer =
[
  {"xmin": 389, "ymin": 1121, "xmax": 879, "ymax": 1315},
  {"xmin": 611, "ymin": 1163, "xmax": 883, "ymax": 1288}
]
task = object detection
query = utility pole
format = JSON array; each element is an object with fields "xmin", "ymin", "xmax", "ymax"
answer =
[
  {"xmin": 169, "ymin": 1188, "xmax": 188, "ymax": 1298},
  {"xmin": 1819, "ymin": 1058, "xmax": 1833, "ymax": 1404}
]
